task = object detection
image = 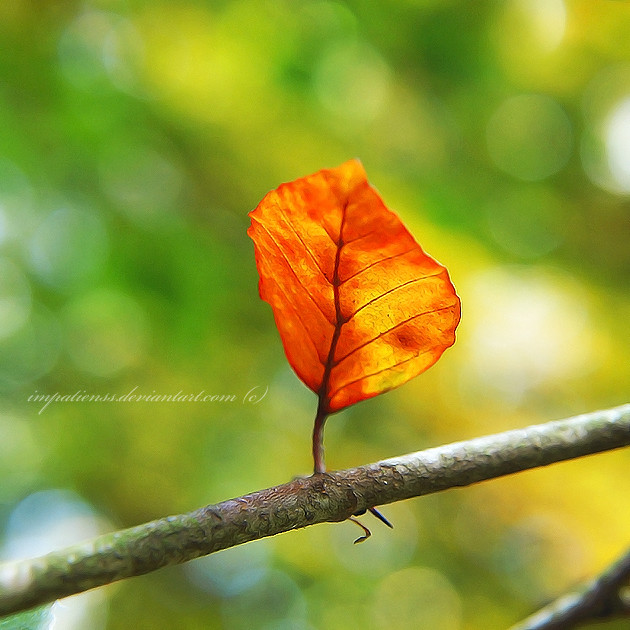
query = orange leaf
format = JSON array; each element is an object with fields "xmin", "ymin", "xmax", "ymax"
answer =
[{"xmin": 248, "ymin": 160, "xmax": 461, "ymax": 417}]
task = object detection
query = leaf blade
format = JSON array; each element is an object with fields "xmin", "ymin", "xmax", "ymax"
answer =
[{"xmin": 248, "ymin": 159, "xmax": 460, "ymax": 414}]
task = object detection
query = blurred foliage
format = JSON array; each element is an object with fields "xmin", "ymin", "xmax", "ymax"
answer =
[{"xmin": 0, "ymin": 1, "xmax": 629, "ymax": 628}]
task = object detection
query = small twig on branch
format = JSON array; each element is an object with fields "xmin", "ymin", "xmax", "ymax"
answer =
[
  {"xmin": 0, "ymin": 403, "xmax": 628, "ymax": 618},
  {"xmin": 509, "ymin": 548, "xmax": 630, "ymax": 630}
]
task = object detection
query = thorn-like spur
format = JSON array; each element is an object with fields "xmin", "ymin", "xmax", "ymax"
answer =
[
  {"xmin": 348, "ymin": 517, "xmax": 372, "ymax": 544},
  {"xmin": 368, "ymin": 506, "xmax": 394, "ymax": 529}
]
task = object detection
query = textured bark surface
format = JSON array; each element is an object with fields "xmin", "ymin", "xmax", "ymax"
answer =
[{"xmin": 0, "ymin": 403, "xmax": 629, "ymax": 618}]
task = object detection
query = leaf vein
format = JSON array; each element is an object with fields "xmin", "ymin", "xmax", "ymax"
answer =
[
  {"xmin": 346, "ymin": 269, "xmax": 446, "ymax": 321},
  {"xmin": 254, "ymin": 219, "xmax": 335, "ymax": 325},
  {"xmin": 339, "ymin": 247, "xmax": 417, "ymax": 286},
  {"xmin": 328, "ymin": 349, "xmax": 433, "ymax": 403},
  {"xmin": 275, "ymin": 204, "xmax": 330, "ymax": 283},
  {"xmin": 317, "ymin": 201, "xmax": 348, "ymax": 406},
  {"xmin": 334, "ymin": 303, "xmax": 456, "ymax": 367},
  {"xmin": 343, "ymin": 229, "xmax": 377, "ymax": 245},
  {"xmin": 269, "ymin": 276, "xmax": 327, "ymax": 366}
]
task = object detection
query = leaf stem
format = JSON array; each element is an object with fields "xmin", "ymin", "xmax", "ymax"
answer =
[{"xmin": 312, "ymin": 401, "xmax": 328, "ymax": 474}]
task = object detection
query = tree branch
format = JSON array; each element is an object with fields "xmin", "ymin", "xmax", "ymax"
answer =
[
  {"xmin": 0, "ymin": 403, "xmax": 628, "ymax": 618},
  {"xmin": 509, "ymin": 547, "xmax": 630, "ymax": 629}
]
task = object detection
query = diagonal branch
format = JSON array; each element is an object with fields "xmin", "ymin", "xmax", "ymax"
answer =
[
  {"xmin": 509, "ymin": 547, "xmax": 630, "ymax": 629},
  {"xmin": 0, "ymin": 403, "xmax": 629, "ymax": 618}
]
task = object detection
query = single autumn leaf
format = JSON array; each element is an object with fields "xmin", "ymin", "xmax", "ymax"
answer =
[{"xmin": 248, "ymin": 159, "xmax": 460, "ymax": 475}]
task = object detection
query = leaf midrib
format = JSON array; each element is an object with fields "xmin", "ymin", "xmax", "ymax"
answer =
[{"xmin": 317, "ymin": 202, "xmax": 348, "ymax": 412}]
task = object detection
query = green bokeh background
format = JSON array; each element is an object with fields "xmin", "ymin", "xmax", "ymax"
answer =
[{"xmin": 1, "ymin": 1, "xmax": 629, "ymax": 628}]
